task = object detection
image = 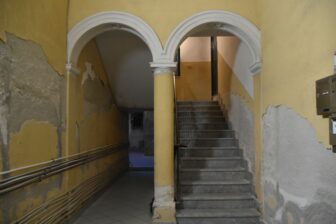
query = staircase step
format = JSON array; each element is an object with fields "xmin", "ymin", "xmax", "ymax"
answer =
[
  {"xmin": 178, "ymin": 111, "xmax": 223, "ymax": 117},
  {"xmin": 179, "ymin": 123, "xmax": 228, "ymax": 130},
  {"xmin": 179, "ymin": 147, "xmax": 240, "ymax": 157},
  {"xmin": 176, "ymin": 100, "xmax": 261, "ymax": 223},
  {"xmin": 180, "ymin": 157, "xmax": 245, "ymax": 169},
  {"xmin": 178, "ymin": 130, "xmax": 235, "ymax": 139},
  {"xmin": 176, "ymin": 208, "xmax": 261, "ymax": 224},
  {"xmin": 178, "ymin": 109, "xmax": 222, "ymax": 113},
  {"xmin": 178, "ymin": 193, "xmax": 256, "ymax": 209},
  {"xmin": 178, "ymin": 104, "xmax": 220, "ymax": 108},
  {"xmin": 178, "ymin": 116, "xmax": 225, "ymax": 123},
  {"xmin": 180, "ymin": 180, "xmax": 251, "ymax": 194},
  {"xmin": 177, "ymin": 101, "xmax": 218, "ymax": 106},
  {"xmin": 180, "ymin": 168, "xmax": 249, "ymax": 181},
  {"xmin": 179, "ymin": 138, "xmax": 237, "ymax": 147}
]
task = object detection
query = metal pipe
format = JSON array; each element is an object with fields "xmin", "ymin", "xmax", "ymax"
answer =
[
  {"xmin": 0, "ymin": 146, "xmax": 125, "ymax": 195},
  {"xmin": 0, "ymin": 144, "xmax": 120, "ymax": 176},
  {"xmin": 13, "ymin": 161, "xmax": 126, "ymax": 224}
]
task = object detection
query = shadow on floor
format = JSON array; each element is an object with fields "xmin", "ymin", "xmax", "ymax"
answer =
[{"xmin": 74, "ymin": 171, "xmax": 154, "ymax": 224}]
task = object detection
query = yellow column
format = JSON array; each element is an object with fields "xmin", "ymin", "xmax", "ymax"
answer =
[{"xmin": 152, "ymin": 67, "xmax": 176, "ymax": 224}]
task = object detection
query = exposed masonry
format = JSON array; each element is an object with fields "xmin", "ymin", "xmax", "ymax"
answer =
[
  {"xmin": 229, "ymin": 94, "xmax": 256, "ymax": 176},
  {"xmin": 81, "ymin": 62, "xmax": 114, "ymax": 116},
  {"xmin": 0, "ymin": 34, "xmax": 122, "ymax": 224},
  {"xmin": 263, "ymin": 105, "xmax": 336, "ymax": 224},
  {"xmin": 0, "ymin": 33, "xmax": 66, "ymax": 172}
]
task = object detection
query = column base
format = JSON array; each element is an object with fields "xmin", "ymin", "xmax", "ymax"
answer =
[{"xmin": 152, "ymin": 206, "xmax": 176, "ymax": 224}]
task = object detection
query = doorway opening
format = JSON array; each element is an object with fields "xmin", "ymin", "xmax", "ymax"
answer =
[{"xmin": 128, "ymin": 111, "xmax": 154, "ymax": 170}]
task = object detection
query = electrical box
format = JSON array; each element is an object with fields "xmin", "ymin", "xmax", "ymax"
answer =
[
  {"xmin": 316, "ymin": 73, "xmax": 336, "ymax": 152},
  {"xmin": 329, "ymin": 117, "xmax": 336, "ymax": 151},
  {"xmin": 316, "ymin": 74, "xmax": 336, "ymax": 117}
]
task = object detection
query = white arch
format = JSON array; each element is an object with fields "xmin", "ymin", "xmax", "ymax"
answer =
[
  {"xmin": 161, "ymin": 10, "xmax": 261, "ymax": 74},
  {"xmin": 67, "ymin": 11, "xmax": 163, "ymax": 71}
]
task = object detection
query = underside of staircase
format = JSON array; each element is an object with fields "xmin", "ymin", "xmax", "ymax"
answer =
[{"xmin": 175, "ymin": 101, "xmax": 262, "ymax": 224}]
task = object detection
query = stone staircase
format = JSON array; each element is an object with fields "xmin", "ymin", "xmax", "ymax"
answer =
[{"xmin": 175, "ymin": 101, "xmax": 262, "ymax": 224}]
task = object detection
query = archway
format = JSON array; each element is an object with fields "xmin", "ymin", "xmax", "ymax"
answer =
[
  {"xmin": 167, "ymin": 10, "xmax": 263, "ymax": 223},
  {"xmin": 67, "ymin": 11, "xmax": 163, "ymax": 69},
  {"xmin": 162, "ymin": 10, "xmax": 261, "ymax": 75},
  {"xmin": 66, "ymin": 11, "xmax": 163, "ymax": 224}
]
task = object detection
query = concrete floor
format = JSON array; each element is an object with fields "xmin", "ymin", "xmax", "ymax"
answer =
[{"xmin": 73, "ymin": 171, "xmax": 154, "ymax": 224}]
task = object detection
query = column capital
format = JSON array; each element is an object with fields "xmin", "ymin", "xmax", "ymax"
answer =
[{"xmin": 150, "ymin": 62, "xmax": 177, "ymax": 76}]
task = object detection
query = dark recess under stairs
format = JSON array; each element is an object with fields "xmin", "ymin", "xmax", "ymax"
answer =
[{"xmin": 175, "ymin": 101, "xmax": 263, "ymax": 224}]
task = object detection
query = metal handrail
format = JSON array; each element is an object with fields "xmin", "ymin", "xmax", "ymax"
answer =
[{"xmin": 173, "ymin": 75, "xmax": 180, "ymax": 203}]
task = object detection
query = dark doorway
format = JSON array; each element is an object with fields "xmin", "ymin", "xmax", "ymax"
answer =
[{"xmin": 211, "ymin": 36, "xmax": 218, "ymax": 97}]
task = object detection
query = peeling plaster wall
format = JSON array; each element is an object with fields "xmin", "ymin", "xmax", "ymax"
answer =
[
  {"xmin": 0, "ymin": 33, "xmax": 66, "ymax": 223},
  {"xmin": 261, "ymin": 0, "xmax": 336, "ymax": 147},
  {"xmin": 0, "ymin": 0, "xmax": 68, "ymax": 74},
  {"xmin": 73, "ymin": 39, "xmax": 128, "ymax": 153},
  {"xmin": 66, "ymin": 38, "xmax": 129, "ymax": 194},
  {"xmin": 229, "ymin": 94, "xmax": 255, "ymax": 175},
  {"xmin": 0, "ymin": 33, "xmax": 65, "ymax": 172},
  {"xmin": 263, "ymin": 106, "xmax": 336, "ymax": 224}
]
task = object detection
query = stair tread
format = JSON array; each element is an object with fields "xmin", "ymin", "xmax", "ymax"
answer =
[
  {"xmin": 180, "ymin": 146, "xmax": 239, "ymax": 150},
  {"xmin": 178, "ymin": 130, "xmax": 233, "ymax": 132},
  {"xmin": 180, "ymin": 193, "xmax": 255, "ymax": 200},
  {"xmin": 180, "ymin": 168, "xmax": 246, "ymax": 172},
  {"xmin": 180, "ymin": 157, "xmax": 242, "ymax": 160},
  {"xmin": 178, "ymin": 111, "xmax": 222, "ymax": 113},
  {"xmin": 176, "ymin": 208, "xmax": 260, "ymax": 218},
  {"xmin": 178, "ymin": 121, "xmax": 227, "ymax": 124},
  {"xmin": 177, "ymin": 103, "xmax": 219, "ymax": 105},
  {"xmin": 179, "ymin": 137, "xmax": 235, "ymax": 140},
  {"xmin": 178, "ymin": 115, "xmax": 224, "ymax": 118},
  {"xmin": 181, "ymin": 180, "xmax": 250, "ymax": 185}
]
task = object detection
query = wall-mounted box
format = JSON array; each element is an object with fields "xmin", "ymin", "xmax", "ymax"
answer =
[{"xmin": 316, "ymin": 74, "xmax": 336, "ymax": 117}]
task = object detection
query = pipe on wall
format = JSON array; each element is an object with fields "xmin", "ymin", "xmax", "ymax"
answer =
[{"xmin": 0, "ymin": 144, "xmax": 127, "ymax": 195}]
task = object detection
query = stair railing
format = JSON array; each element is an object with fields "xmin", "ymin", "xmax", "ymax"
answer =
[{"xmin": 173, "ymin": 75, "xmax": 180, "ymax": 203}]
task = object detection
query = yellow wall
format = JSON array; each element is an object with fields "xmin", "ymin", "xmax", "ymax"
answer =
[
  {"xmin": 66, "ymin": 38, "xmax": 128, "ymax": 190},
  {"xmin": 0, "ymin": 0, "xmax": 68, "ymax": 74},
  {"xmin": 67, "ymin": 39, "xmax": 128, "ymax": 155},
  {"xmin": 1, "ymin": 38, "xmax": 128, "ymax": 224},
  {"xmin": 0, "ymin": 1, "xmax": 69, "ymax": 221},
  {"xmin": 68, "ymin": 0, "xmax": 259, "ymax": 45},
  {"xmin": 261, "ymin": 0, "xmax": 336, "ymax": 147},
  {"xmin": 0, "ymin": 2, "xmax": 128, "ymax": 220},
  {"xmin": 9, "ymin": 121, "xmax": 59, "ymax": 169},
  {"xmin": 217, "ymin": 36, "xmax": 241, "ymax": 111},
  {"xmin": 0, "ymin": 0, "xmax": 68, "ymax": 172},
  {"xmin": 217, "ymin": 36, "xmax": 262, "ymax": 197},
  {"xmin": 176, "ymin": 37, "xmax": 212, "ymax": 101},
  {"xmin": 176, "ymin": 62, "xmax": 211, "ymax": 101}
]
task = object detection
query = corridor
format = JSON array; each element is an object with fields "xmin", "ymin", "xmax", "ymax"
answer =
[{"xmin": 73, "ymin": 171, "xmax": 153, "ymax": 224}]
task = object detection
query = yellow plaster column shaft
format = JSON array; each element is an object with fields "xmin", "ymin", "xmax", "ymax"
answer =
[{"xmin": 153, "ymin": 67, "xmax": 176, "ymax": 224}]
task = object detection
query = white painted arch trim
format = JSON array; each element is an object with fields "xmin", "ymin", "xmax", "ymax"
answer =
[
  {"xmin": 162, "ymin": 10, "xmax": 261, "ymax": 74},
  {"xmin": 67, "ymin": 11, "xmax": 163, "ymax": 69}
]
